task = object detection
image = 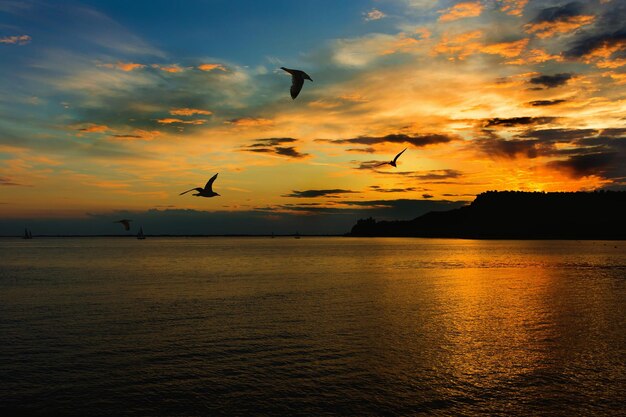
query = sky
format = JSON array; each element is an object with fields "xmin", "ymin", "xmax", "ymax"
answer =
[{"xmin": 1, "ymin": 0, "xmax": 625, "ymax": 235}]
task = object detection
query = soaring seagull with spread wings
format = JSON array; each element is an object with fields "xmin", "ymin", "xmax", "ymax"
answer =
[
  {"xmin": 180, "ymin": 173, "xmax": 220, "ymax": 198},
  {"xmin": 280, "ymin": 67, "xmax": 312, "ymax": 99},
  {"xmin": 376, "ymin": 148, "xmax": 407, "ymax": 168},
  {"xmin": 114, "ymin": 219, "xmax": 132, "ymax": 231}
]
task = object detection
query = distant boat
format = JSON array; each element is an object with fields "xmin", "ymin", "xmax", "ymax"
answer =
[
  {"xmin": 294, "ymin": 232, "xmax": 301, "ymax": 239},
  {"xmin": 137, "ymin": 227, "xmax": 146, "ymax": 240},
  {"xmin": 23, "ymin": 228, "xmax": 33, "ymax": 239}
]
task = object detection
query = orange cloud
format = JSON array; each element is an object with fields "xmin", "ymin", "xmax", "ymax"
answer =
[
  {"xmin": 169, "ymin": 108, "xmax": 213, "ymax": 116},
  {"xmin": 506, "ymin": 48, "xmax": 562, "ymax": 65},
  {"xmin": 109, "ymin": 129, "xmax": 162, "ymax": 141},
  {"xmin": 602, "ymin": 72, "xmax": 626, "ymax": 85},
  {"xmin": 0, "ymin": 35, "xmax": 31, "ymax": 45},
  {"xmin": 226, "ymin": 117, "xmax": 274, "ymax": 127},
  {"xmin": 101, "ymin": 62, "xmax": 145, "ymax": 71},
  {"xmin": 595, "ymin": 58, "xmax": 626, "ymax": 69},
  {"xmin": 524, "ymin": 15, "xmax": 595, "ymax": 39},
  {"xmin": 152, "ymin": 64, "xmax": 185, "ymax": 73},
  {"xmin": 198, "ymin": 63, "xmax": 227, "ymax": 72},
  {"xmin": 77, "ymin": 124, "xmax": 109, "ymax": 134},
  {"xmin": 438, "ymin": 2, "xmax": 483, "ymax": 23},
  {"xmin": 481, "ymin": 38, "xmax": 528, "ymax": 58},
  {"xmin": 499, "ymin": 0, "xmax": 528, "ymax": 16},
  {"xmin": 156, "ymin": 118, "xmax": 207, "ymax": 125}
]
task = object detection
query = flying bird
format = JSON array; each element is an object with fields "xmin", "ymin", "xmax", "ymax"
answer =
[
  {"xmin": 180, "ymin": 173, "xmax": 220, "ymax": 198},
  {"xmin": 280, "ymin": 67, "xmax": 312, "ymax": 99},
  {"xmin": 114, "ymin": 219, "xmax": 132, "ymax": 231},
  {"xmin": 376, "ymin": 148, "xmax": 407, "ymax": 168}
]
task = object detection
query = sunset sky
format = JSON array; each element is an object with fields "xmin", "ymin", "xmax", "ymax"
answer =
[{"xmin": 1, "ymin": 0, "xmax": 625, "ymax": 234}]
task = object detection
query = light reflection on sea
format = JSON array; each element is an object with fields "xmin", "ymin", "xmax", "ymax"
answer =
[{"xmin": 1, "ymin": 237, "xmax": 624, "ymax": 415}]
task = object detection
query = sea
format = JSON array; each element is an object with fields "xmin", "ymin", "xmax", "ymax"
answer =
[{"xmin": 1, "ymin": 237, "xmax": 625, "ymax": 416}]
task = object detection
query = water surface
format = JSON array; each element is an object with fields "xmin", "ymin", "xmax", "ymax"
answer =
[{"xmin": 1, "ymin": 238, "xmax": 625, "ymax": 415}]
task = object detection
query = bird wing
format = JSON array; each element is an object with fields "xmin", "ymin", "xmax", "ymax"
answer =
[
  {"xmin": 204, "ymin": 173, "xmax": 219, "ymax": 192},
  {"xmin": 180, "ymin": 188, "xmax": 200, "ymax": 195},
  {"xmin": 393, "ymin": 148, "xmax": 407, "ymax": 163},
  {"xmin": 290, "ymin": 74, "xmax": 305, "ymax": 99}
]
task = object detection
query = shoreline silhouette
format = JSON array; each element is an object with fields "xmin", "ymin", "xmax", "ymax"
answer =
[{"xmin": 349, "ymin": 190, "xmax": 626, "ymax": 240}]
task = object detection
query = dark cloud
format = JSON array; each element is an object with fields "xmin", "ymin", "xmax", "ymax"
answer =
[
  {"xmin": 282, "ymin": 189, "xmax": 359, "ymax": 198},
  {"xmin": 483, "ymin": 117, "xmax": 558, "ymax": 128},
  {"xmin": 529, "ymin": 73, "xmax": 573, "ymax": 88},
  {"xmin": 422, "ymin": 194, "xmax": 434, "ymax": 199},
  {"xmin": 529, "ymin": 2, "xmax": 587, "ymax": 24},
  {"xmin": 369, "ymin": 185, "xmax": 422, "ymax": 193},
  {"xmin": 346, "ymin": 147, "xmax": 376, "ymax": 153},
  {"xmin": 527, "ymin": 99, "xmax": 567, "ymax": 107},
  {"xmin": 0, "ymin": 177, "xmax": 22, "ymax": 186},
  {"xmin": 519, "ymin": 128, "xmax": 598, "ymax": 142},
  {"xmin": 372, "ymin": 168, "xmax": 464, "ymax": 180},
  {"xmin": 547, "ymin": 152, "xmax": 619, "ymax": 177},
  {"xmin": 442, "ymin": 193, "xmax": 476, "ymax": 197},
  {"xmin": 241, "ymin": 138, "xmax": 308, "ymax": 159},
  {"xmin": 475, "ymin": 138, "xmax": 552, "ymax": 159},
  {"xmin": 317, "ymin": 133, "xmax": 455, "ymax": 147},
  {"xmin": 355, "ymin": 160, "xmax": 387, "ymax": 170},
  {"xmin": 565, "ymin": 29, "xmax": 626, "ymax": 58}
]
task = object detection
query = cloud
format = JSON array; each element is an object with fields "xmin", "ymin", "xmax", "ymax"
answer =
[
  {"xmin": 524, "ymin": 2, "xmax": 595, "ymax": 38},
  {"xmin": 151, "ymin": 64, "xmax": 185, "ymax": 73},
  {"xmin": 317, "ymin": 133, "xmax": 455, "ymax": 147},
  {"xmin": 156, "ymin": 118, "xmax": 206, "ymax": 125},
  {"xmin": 519, "ymin": 128, "xmax": 598, "ymax": 142},
  {"xmin": 369, "ymin": 168, "xmax": 464, "ymax": 180},
  {"xmin": 565, "ymin": 29, "xmax": 626, "ymax": 60},
  {"xmin": 241, "ymin": 138, "xmax": 308, "ymax": 159},
  {"xmin": 109, "ymin": 129, "xmax": 161, "ymax": 141},
  {"xmin": 0, "ymin": 176, "xmax": 22, "ymax": 186},
  {"xmin": 364, "ymin": 8, "xmax": 386, "ymax": 21},
  {"xmin": 422, "ymin": 193, "xmax": 434, "ymax": 198},
  {"xmin": 77, "ymin": 123, "xmax": 109, "ymax": 133},
  {"xmin": 475, "ymin": 138, "xmax": 551, "ymax": 159},
  {"xmin": 197, "ymin": 63, "xmax": 227, "ymax": 72},
  {"xmin": 433, "ymin": 31, "xmax": 528, "ymax": 60},
  {"xmin": 547, "ymin": 152, "xmax": 619, "ymax": 177},
  {"xmin": 169, "ymin": 108, "xmax": 212, "ymax": 116},
  {"xmin": 529, "ymin": 73, "xmax": 573, "ymax": 88},
  {"xmin": 527, "ymin": 99, "xmax": 567, "ymax": 106},
  {"xmin": 283, "ymin": 189, "xmax": 359, "ymax": 198},
  {"xmin": 0, "ymin": 34, "xmax": 31, "ymax": 45},
  {"xmin": 483, "ymin": 117, "xmax": 558, "ymax": 128},
  {"xmin": 100, "ymin": 62, "xmax": 145, "ymax": 71},
  {"xmin": 499, "ymin": 0, "xmax": 528, "ymax": 16},
  {"xmin": 369, "ymin": 185, "xmax": 421, "ymax": 193},
  {"xmin": 438, "ymin": 2, "xmax": 483, "ymax": 23},
  {"xmin": 226, "ymin": 117, "xmax": 274, "ymax": 127}
]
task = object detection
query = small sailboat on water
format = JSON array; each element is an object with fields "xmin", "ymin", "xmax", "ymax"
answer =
[
  {"xmin": 23, "ymin": 228, "xmax": 33, "ymax": 239},
  {"xmin": 137, "ymin": 226, "xmax": 146, "ymax": 240}
]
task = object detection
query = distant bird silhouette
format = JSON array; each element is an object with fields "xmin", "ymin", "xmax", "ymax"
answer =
[
  {"xmin": 180, "ymin": 173, "xmax": 220, "ymax": 198},
  {"xmin": 281, "ymin": 67, "xmax": 312, "ymax": 99},
  {"xmin": 114, "ymin": 219, "xmax": 132, "ymax": 231},
  {"xmin": 376, "ymin": 148, "xmax": 407, "ymax": 168}
]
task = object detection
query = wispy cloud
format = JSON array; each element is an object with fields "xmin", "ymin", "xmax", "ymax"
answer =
[
  {"xmin": 0, "ymin": 34, "xmax": 31, "ymax": 45},
  {"xmin": 241, "ymin": 138, "xmax": 308, "ymax": 159},
  {"xmin": 283, "ymin": 189, "xmax": 359, "ymax": 198},
  {"xmin": 364, "ymin": 8, "xmax": 386, "ymax": 21},
  {"xmin": 438, "ymin": 2, "xmax": 483, "ymax": 22}
]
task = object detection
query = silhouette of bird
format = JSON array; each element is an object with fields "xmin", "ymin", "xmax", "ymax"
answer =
[
  {"xmin": 114, "ymin": 219, "xmax": 132, "ymax": 231},
  {"xmin": 180, "ymin": 173, "xmax": 220, "ymax": 198},
  {"xmin": 280, "ymin": 67, "xmax": 312, "ymax": 99},
  {"xmin": 376, "ymin": 148, "xmax": 407, "ymax": 168}
]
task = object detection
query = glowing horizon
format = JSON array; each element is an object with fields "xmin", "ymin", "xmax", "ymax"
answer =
[{"xmin": 1, "ymin": 0, "xmax": 625, "ymax": 228}]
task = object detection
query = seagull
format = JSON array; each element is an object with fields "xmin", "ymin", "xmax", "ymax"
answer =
[
  {"xmin": 114, "ymin": 219, "xmax": 132, "ymax": 231},
  {"xmin": 280, "ymin": 67, "xmax": 312, "ymax": 99},
  {"xmin": 376, "ymin": 148, "xmax": 407, "ymax": 168},
  {"xmin": 180, "ymin": 173, "xmax": 220, "ymax": 198}
]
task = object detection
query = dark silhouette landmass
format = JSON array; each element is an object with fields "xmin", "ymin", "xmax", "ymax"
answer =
[{"xmin": 349, "ymin": 191, "xmax": 626, "ymax": 239}]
